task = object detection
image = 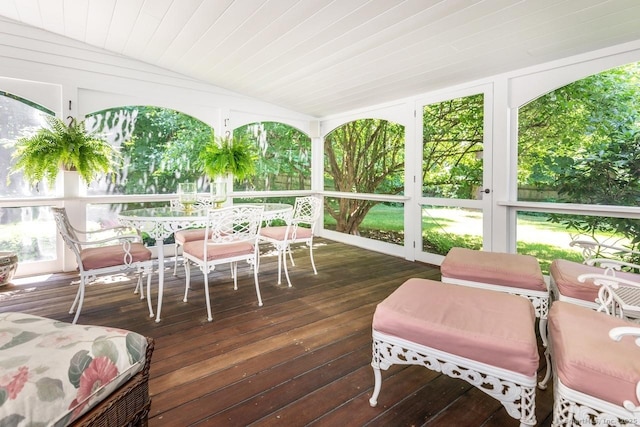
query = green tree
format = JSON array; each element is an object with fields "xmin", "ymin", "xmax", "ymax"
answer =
[
  {"xmin": 548, "ymin": 131, "xmax": 640, "ymax": 248},
  {"xmin": 324, "ymin": 119, "xmax": 404, "ymax": 234},
  {"xmin": 519, "ymin": 63, "xmax": 640, "ymax": 190},
  {"xmin": 234, "ymin": 122, "xmax": 311, "ymax": 191},
  {"xmin": 519, "ymin": 63, "xmax": 640, "ymax": 249},
  {"xmin": 422, "ymin": 94, "xmax": 484, "ymax": 199},
  {"xmin": 89, "ymin": 106, "xmax": 211, "ymax": 194}
]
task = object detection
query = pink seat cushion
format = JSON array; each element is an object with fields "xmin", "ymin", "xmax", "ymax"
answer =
[
  {"xmin": 261, "ymin": 226, "xmax": 312, "ymax": 241},
  {"xmin": 372, "ymin": 278, "xmax": 539, "ymax": 377},
  {"xmin": 550, "ymin": 258, "xmax": 640, "ymax": 303},
  {"xmin": 440, "ymin": 247, "xmax": 546, "ymax": 292},
  {"xmin": 80, "ymin": 243, "xmax": 151, "ymax": 270},
  {"xmin": 175, "ymin": 228, "xmax": 208, "ymax": 245},
  {"xmin": 183, "ymin": 240, "xmax": 254, "ymax": 261},
  {"xmin": 549, "ymin": 301, "xmax": 640, "ymax": 407}
]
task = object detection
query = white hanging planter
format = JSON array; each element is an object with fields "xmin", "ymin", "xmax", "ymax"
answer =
[{"xmin": 60, "ymin": 170, "xmax": 87, "ymax": 198}]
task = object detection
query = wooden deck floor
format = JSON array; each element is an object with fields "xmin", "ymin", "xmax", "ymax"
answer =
[{"xmin": 1, "ymin": 238, "xmax": 554, "ymax": 426}]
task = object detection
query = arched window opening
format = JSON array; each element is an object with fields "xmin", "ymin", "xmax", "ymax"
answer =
[
  {"xmin": 233, "ymin": 121, "xmax": 311, "ymax": 193},
  {"xmin": 86, "ymin": 106, "xmax": 213, "ymax": 196},
  {"xmin": 517, "ymin": 62, "xmax": 640, "ymax": 271},
  {"xmin": 84, "ymin": 106, "xmax": 214, "ymax": 247},
  {"xmin": 87, "ymin": 106, "xmax": 213, "ymax": 194},
  {"xmin": 323, "ymin": 119, "xmax": 405, "ymax": 245}
]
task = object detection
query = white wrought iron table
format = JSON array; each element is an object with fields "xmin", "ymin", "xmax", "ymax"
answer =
[{"xmin": 118, "ymin": 203, "xmax": 292, "ymax": 322}]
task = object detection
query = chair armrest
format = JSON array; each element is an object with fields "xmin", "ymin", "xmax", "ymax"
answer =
[
  {"xmin": 586, "ymin": 258, "xmax": 640, "ymax": 273},
  {"xmin": 610, "ymin": 326, "xmax": 640, "ymax": 345},
  {"xmin": 578, "ymin": 273, "xmax": 640, "ymax": 317},
  {"xmin": 79, "ymin": 225, "xmax": 140, "ymax": 237},
  {"xmin": 571, "ymin": 238, "xmax": 640, "ymax": 262},
  {"xmin": 68, "ymin": 234, "xmax": 143, "ymax": 247},
  {"xmin": 578, "ymin": 273, "xmax": 640, "ymax": 289}
]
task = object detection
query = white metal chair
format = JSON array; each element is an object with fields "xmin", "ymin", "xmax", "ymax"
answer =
[
  {"xmin": 182, "ymin": 205, "xmax": 265, "ymax": 321},
  {"xmin": 549, "ymin": 236, "xmax": 640, "ymax": 317},
  {"xmin": 575, "ymin": 273, "xmax": 640, "ymax": 320},
  {"xmin": 259, "ymin": 196, "xmax": 322, "ymax": 287},
  {"xmin": 51, "ymin": 207, "xmax": 153, "ymax": 324},
  {"xmin": 570, "ymin": 236, "xmax": 640, "ymax": 264},
  {"xmin": 171, "ymin": 196, "xmax": 213, "ymax": 275}
]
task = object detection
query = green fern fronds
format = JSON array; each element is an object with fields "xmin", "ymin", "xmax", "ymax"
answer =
[
  {"xmin": 199, "ymin": 133, "xmax": 257, "ymax": 181},
  {"xmin": 10, "ymin": 116, "xmax": 116, "ymax": 188}
]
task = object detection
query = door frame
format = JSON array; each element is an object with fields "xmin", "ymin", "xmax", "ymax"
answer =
[{"xmin": 412, "ymin": 84, "xmax": 494, "ymax": 264}]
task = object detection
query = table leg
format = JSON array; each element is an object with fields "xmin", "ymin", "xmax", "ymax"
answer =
[{"xmin": 155, "ymin": 238, "xmax": 164, "ymax": 323}]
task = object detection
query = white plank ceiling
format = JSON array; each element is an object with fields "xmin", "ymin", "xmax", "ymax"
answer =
[{"xmin": 1, "ymin": 0, "xmax": 640, "ymax": 117}]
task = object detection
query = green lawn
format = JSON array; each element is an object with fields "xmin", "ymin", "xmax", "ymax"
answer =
[{"xmin": 324, "ymin": 204, "xmax": 628, "ymax": 274}]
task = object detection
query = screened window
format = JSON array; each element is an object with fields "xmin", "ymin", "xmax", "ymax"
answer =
[
  {"xmin": 0, "ymin": 92, "xmax": 56, "ymax": 263},
  {"xmin": 323, "ymin": 119, "xmax": 404, "ymax": 242},
  {"xmin": 233, "ymin": 122, "xmax": 311, "ymax": 192},
  {"xmin": 516, "ymin": 62, "xmax": 640, "ymax": 267},
  {"xmin": 422, "ymin": 94, "xmax": 484, "ymax": 199},
  {"xmin": 1, "ymin": 91, "xmax": 54, "ymax": 197},
  {"xmin": 518, "ymin": 62, "xmax": 640, "ymax": 205},
  {"xmin": 86, "ymin": 106, "xmax": 212, "ymax": 195}
]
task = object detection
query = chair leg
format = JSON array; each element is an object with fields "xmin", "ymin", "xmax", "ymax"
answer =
[
  {"xmin": 203, "ymin": 269, "xmax": 213, "ymax": 321},
  {"xmin": 146, "ymin": 266, "xmax": 154, "ymax": 318},
  {"xmin": 253, "ymin": 259, "xmax": 263, "ymax": 307},
  {"xmin": 287, "ymin": 245, "xmax": 295, "ymax": 267},
  {"xmin": 183, "ymin": 260, "xmax": 191, "ymax": 302},
  {"xmin": 276, "ymin": 247, "xmax": 283, "ymax": 285},
  {"xmin": 173, "ymin": 243, "xmax": 179, "ymax": 276},
  {"xmin": 308, "ymin": 241, "xmax": 318, "ymax": 275},
  {"xmin": 134, "ymin": 276, "xmax": 140, "ymax": 295},
  {"xmin": 255, "ymin": 245, "xmax": 262, "ymax": 273},
  {"xmin": 134, "ymin": 273, "xmax": 145, "ymax": 300},
  {"xmin": 282, "ymin": 245, "xmax": 292, "ymax": 287},
  {"xmin": 232, "ymin": 262, "xmax": 238, "ymax": 290},
  {"xmin": 69, "ymin": 281, "xmax": 82, "ymax": 315},
  {"xmin": 71, "ymin": 280, "xmax": 86, "ymax": 324}
]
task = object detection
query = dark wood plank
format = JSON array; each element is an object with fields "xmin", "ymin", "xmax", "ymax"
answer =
[{"xmin": 0, "ymin": 238, "xmax": 553, "ymax": 426}]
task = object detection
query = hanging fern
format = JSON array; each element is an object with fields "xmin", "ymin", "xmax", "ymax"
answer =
[
  {"xmin": 10, "ymin": 115, "xmax": 116, "ymax": 189},
  {"xmin": 198, "ymin": 133, "xmax": 257, "ymax": 181}
]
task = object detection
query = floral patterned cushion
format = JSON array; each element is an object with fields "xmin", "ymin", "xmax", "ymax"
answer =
[{"xmin": 0, "ymin": 312, "xmax": 148, "ymax": 426}]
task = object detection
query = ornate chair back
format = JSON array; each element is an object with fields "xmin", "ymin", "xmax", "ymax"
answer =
[
  {"xmin": 50, "ymin": 206, "xmax": 152, "ymax": 323},
  {"xmin": 182, "ymin": 205, "xmax": 265, "ymax": 321}
]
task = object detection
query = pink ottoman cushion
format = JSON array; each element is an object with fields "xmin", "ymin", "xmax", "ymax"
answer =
[
  {"xmin": 372, "ymin": 278, "xmax": 539, "ymax": 377},
  {"xmin": 550, "ymin": 258, "xmax": 640, "ymax": 303},
  {"xmin": 440, "ymin": 247, "xmax": 546, "ymax": 292},
  {"xmin": 549, "ymin": 301, "xmax": 640, "ymax": 406}
]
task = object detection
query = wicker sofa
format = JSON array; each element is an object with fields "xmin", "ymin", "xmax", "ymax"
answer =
[
  {"xmin": 71, "ymin": 336, "xmax": 154, "ymax": 427},
  {"xmin": 0, "ymin": 312, "xmax": 154, "ymax": 426}
]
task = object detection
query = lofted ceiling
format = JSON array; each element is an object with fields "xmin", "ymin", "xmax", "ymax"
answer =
[{"xmin": 1, "ymin": 0, "xmax": 640, "ymax": 118}]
